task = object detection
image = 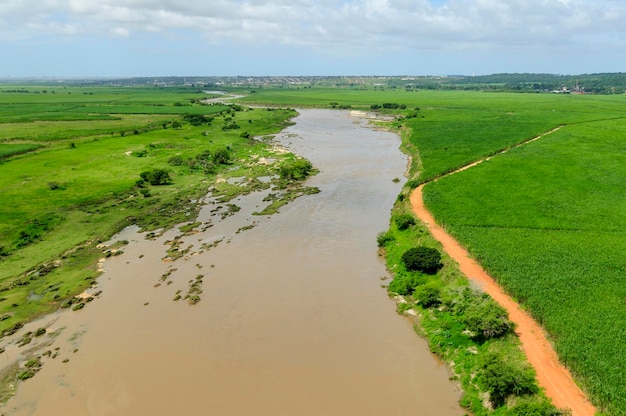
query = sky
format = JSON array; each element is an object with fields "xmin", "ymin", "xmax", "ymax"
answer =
[{"xmin": 1, "ymin": 0, "xmax": 625, "ymax": 77}]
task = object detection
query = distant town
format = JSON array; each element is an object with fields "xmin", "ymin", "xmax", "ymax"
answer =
[{"xmin": 2, "ymin": 73, "xmax": 626, "ymax": 94}]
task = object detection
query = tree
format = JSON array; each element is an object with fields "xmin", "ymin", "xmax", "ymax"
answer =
[
  {"xmin": 140, "ymin": 169, "xmax": 171, "ymax": 186},
  {"xmin": 401, "ymin": 246, "xmax": 442, "ymax": 274},
  {"xmin": 479, "ymin": 352, "xmax": 538, "ymax": 408}
]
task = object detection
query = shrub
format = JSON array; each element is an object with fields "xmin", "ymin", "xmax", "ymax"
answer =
[
  {"xmin": 279, "ymin": 159, "xmax": 314, "ymax": 180},
  {"xmin": 213, "ymin": 148, "xmax": 232, "ymax": 165},
  {"xmin": 394, "ymin": 213, "xmax": 415, "ymax": 230},
  {"xmin": 479, "ymin": 352, "xmax": 538, "ymax": 408},
  {"xmin": 139, "ymin": 169, "xmax": 171, "ymax": 186},
  {"xmin": 183, "ymin": 114, "xmax": 209, "ymax": 126},
  {"xmin": 387, "ymin": 274, "xmax": 426, "ymax": 296},
  {"xmin": 168, "ymin": 155, "xmax": 184, "ymax": 166},
  {"xmin": 462, "ymin": 297, "xmax": 512, "ymax": 341},
  {"xmin": 401, "ymin": 246, "xmax": 442, "ymax": 274},
  {"xmin": 405, "ymin": 179, "xmax": 420, "ymax": 189},
  {"xmin": 222, "ymin": 121, "xmax": 240, "ymax": 130},
  {"xmin": 376, "ymin": 231, "xmax": 394, "ymax": 247},
  {"xmin": 507, "ymin": 398, "xmax": 570, "ymax": 416},
  {"xmin": 413, "ymin": 282, "xmax": 442, "ymax": 308}
]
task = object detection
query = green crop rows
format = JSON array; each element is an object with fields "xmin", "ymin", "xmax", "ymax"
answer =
[{"xmin": 422, "ymin": 116, "xmax": 626, "ymax": 415}]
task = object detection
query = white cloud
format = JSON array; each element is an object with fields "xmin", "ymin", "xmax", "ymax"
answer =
[
  {"xmin": 1, "ymin": 0, "xmax": 625, "ymax": 53},
  {"xmin": 110, "ymin": 27, "xmax": 131, "ymax": 38}
]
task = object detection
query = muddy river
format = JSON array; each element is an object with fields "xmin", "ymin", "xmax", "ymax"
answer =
[{"xmin": 3, "ymin": 109, "xmax": 462, "ymax": 415}]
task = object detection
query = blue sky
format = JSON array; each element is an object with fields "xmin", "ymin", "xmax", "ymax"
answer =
[{"xmin": 1, "ymin": 0, "xmax": 625, "ymax": 77}]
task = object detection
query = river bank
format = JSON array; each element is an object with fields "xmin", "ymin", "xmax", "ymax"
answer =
[
  {"xmin": 1, "ymin": 109, "xmax": 463, "ymax": 415},
  {"xmin": 378, "ymin": 123, "xmax": 588, "ymax": 415}
]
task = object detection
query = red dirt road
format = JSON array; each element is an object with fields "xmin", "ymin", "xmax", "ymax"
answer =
[{"xmin": 410, "ymin": 185, "xmax": 597, "ymax": 416}]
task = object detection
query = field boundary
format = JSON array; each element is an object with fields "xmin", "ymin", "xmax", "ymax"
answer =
[{"xmin": 410, "ymin": 126, "xmax": 597, "ymax": 416}]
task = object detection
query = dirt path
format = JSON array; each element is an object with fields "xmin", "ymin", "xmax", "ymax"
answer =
[{"xmin": 409, "ymin": 127, "xmax": 597, "ymax": 416}]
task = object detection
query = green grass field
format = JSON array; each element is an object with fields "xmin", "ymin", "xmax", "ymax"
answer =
[
  {"xmin": 422, "ymin": 117, "xmax": 626, "ymax": 415},
  {"xmin": 0, "ymin": 86, "xmax": 301, "ymax": 337},
  {"xmin": 0, "ymin": 143, "xmax": 42, "ymax": 159}
]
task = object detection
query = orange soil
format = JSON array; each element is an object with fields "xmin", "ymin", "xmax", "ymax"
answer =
[{"xmin": 410, "ymin": 186, "xmax": 596, "ymax": 416}]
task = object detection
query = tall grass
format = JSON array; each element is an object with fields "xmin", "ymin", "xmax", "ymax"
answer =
[{"xmin": 0, "ymin": 144, "xmax": 41, "ymax": 159}]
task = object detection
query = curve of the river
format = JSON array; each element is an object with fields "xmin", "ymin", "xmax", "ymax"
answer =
[
  {"xmin": 3, "ymin": 109, "xmax": 463, "ymax": 416},
  {"xmin": 410, "ymin": 127, "xmax": 596, "ymax": 416}
]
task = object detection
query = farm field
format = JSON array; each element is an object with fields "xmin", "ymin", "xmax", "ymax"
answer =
[
  {"xmin": 241, "ymin": 87, "xmax": 626, "ymax": 415},
  {"xmin": 0, "ymin": 85, "xmax": 305, "ymax": 338},
  {"xmin": 422, "ymin": 118, "xmax": 626, "ymax": 415}
]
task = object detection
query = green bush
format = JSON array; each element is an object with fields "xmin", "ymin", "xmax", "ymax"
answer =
[
  {"xmin": 387, "ymin": 274, "xmax": 426, "ymax": 296},
  {"xmin": 401, "ymin": 246, "xmax": 442, "ymax": 274},
  {"xmin": 413, "ymin": 282, "xmax": 442, "ymax": 308},
  {"xmin": 376, "ymin": 231, "xmax": 394, "ymax": 247},
  {"xmin": 139, "ymin": 169, "xmax": 171, "ymax": 186},
  {"xmin": 168, "ymin": 155, "xmax": 184, "ymax": 166},
  {"xmin": 462, "ymin": 297, "xmax": 512, "ymax": 342},
  {"xmin": 212, "ymin": 148, "xmax": 232, "ymax": 165},
  {"xmin": 507, "ymin": 398, "xmax": 570, "ymax": 416},
  {"xmin": 193, "ymin": 150, "xmax": 215, "ymax": 173},
  {"xmin": 479, "ymin": 352, "xmax": 539, "ymax": 408},
  {"xmin": 393, "ymin": 213, "xmax": 415, "ymax": 230},
  {"xmin": 183, "ymin": 113, "xmax": 210, "ymax": 126},
  {"xmin": 279, "ymin": 159, "xmax": 313, "ymax": 180}
]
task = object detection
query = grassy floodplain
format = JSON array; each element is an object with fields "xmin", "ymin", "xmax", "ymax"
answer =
[
  {"xmin": 240, "ymin": 86, "xmax": 625, "ymax": 415},
  {"xmin": 0, "ymin": 85, "xmax": 312, "ymax": 340}
]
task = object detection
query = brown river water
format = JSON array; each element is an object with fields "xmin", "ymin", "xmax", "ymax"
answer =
[{"xmin": 2, "ymin": 109, "xmax": 462, "ymax": 415}]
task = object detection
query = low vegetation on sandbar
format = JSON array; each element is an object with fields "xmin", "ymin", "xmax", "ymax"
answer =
[{"xmin": 0, "ymin": 85, "xmax": 315, "ymax": 340}]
